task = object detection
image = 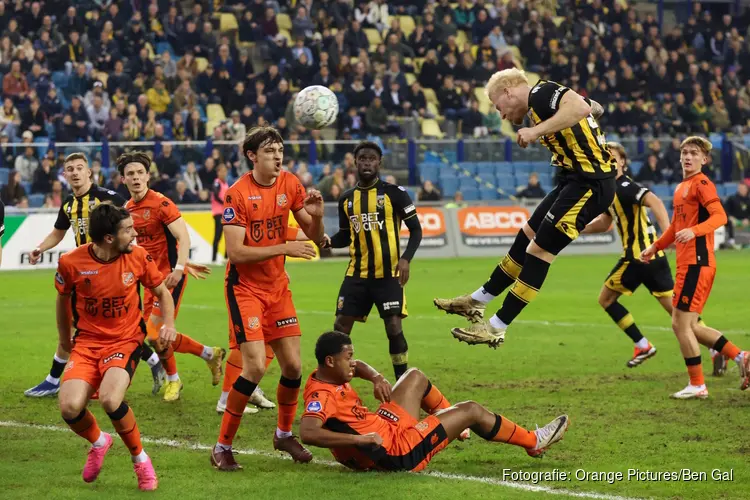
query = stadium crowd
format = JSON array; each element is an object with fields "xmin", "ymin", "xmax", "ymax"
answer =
[{"xmin": 0, "ymin": 0, "xmax": 749, "ymax": 217}]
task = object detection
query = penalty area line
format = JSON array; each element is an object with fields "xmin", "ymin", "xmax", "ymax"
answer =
[{"xmin": 0, "ymin": 420, "xmax": 643, "ymax": 500}]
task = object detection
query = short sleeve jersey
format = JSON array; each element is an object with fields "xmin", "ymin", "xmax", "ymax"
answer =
[
  {"xmin": 125, "ymin": 189, "xmax": 182, "ymax": 275},
  {"xmin": 671, "ymin": 173, "xmax": 722, "ymax": 268},
  {"xmin": 55, "ymin": 244, "xmax": 164, "ymax": 346},
  {"xmin": 55, "ymin": 185, "xmax": 126, "ymax": 246},
  {"xmin": 608, "ymin": 175, "xmax": 664, "ymax": 261},
  {"xmin": 222, "ymin": 171, "xmax": 305, "ymax": 291}
]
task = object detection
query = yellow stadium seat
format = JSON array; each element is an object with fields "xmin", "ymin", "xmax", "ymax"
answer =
[
  {"xmin": 331, "ymin": 28, "xmax": 338, "ymax": 35},
  {"xmin": 426, "ymin": 101, "xmax": 440, "ymax": 116},
  {"xmin": 509, "ymin": 45, "xmax": 522, "ymax": 62},
  {"xmin": 196, "ymin": 57, "xmax": 209, "ymax": 72},
  {"xmin": 206, "ymin": 120, "xmax": 221, "ymax": 136},
  {"xmin": 350, "ymin": 57, "xmax": 359, "ymax": 65},
  {"xmin": 474, "ymin": 88, "xmax": 491, "ymax": 114},
  {"xmin": 207, "ymin": 104, "xmax": 226, "ymax": 121},
  {"xmin": 421, "ymin": 119, "xmax": 444, "ymax": 138},
  {"xmin": 364, "ymin": 28, "xmax": 382, "ymax": 46},
  {"xmin": 397, "ymin": 16, "xmax": 416, "ymax": 38},
  {"xmin": 277, "ymin": 13, "xmax": 292, "ymax": 31},
  {"xmin": 456, "ymin": 31, "xmax": 469, "ymax": 51},
  {"xmin": 422, "ymin": 87, "xmax": 438, "ymax": 105},
  {"xmin": 220, "ymin": 13, "xmax": 239, "ymax": 32},
  {"xmin": 413, "ymin": 57, "xmax": 424, "ymax": 72},
  {"xmin": 471, "ymin": 45, "xmax": 478, "ymax": 58},
  {"xmin": 95, "ymin": 72, "xmax": 109, "ymax": 89},
  {"xmin": 526, "ymin": 72, "xmax": 541, "ymax": 87},
  {"xmin": 553, "ymin": 16, "xmax": 564, "ymax": 27},
  {"xmin": 406, "ymin": 73, "xmax": 416, "ymax": 86},
  {"xmin": 145, "ymin": 42, "xmax": 155, "ymax": 60},
  {"xmin": 279, "ymin": 29, "xmax": 292, "ymax": 43}
]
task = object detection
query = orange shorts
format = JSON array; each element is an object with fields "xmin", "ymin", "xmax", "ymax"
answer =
[
  {"xmin": 225, "ymin": 283, "xmax": 301, "ymax": 348},
  {"xmin": 143, "ymin": 274, "xmax": 188, "ymax": 330},
  {"xmin": 372, "ymin": 401, "xmax": 449, "ymax": 472},
  {"xmin": 673, "ymin": 265, "xmax": 716, "ymax": 313},
  {"xmin": 62, "ymin": 339, "xmax": 143, "ymax": 390}
]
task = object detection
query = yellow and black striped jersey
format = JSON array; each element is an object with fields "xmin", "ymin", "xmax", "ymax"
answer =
[
  {"xmin": 608, "ymin": 175, "xmax": 665, "ymax": 261},
  {"xmin": 54, "ymin": 184, "xmax": 125, "ymax": 246},
  {"xmin": 528, "ymin": 80, "xmax": 616, "ymax": 180},
  {"xmin": 338, "ymin": 180, "xmax": 417, "ymax": 279}
]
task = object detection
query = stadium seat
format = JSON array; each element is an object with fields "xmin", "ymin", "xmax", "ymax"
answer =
[
  {"xmin": 196, "ymin": 57, "xmax": 209, "ymax": 72},
  {"xmin": 629, "ymin": 161, "xmax": 643, "ymax": 175},
  {"xmin": 405, "ymin": 187, "xmax": 417, "ymax": 200},
  {"xmin": 476, "ymin": 163, "xmax": 495, "ymax": 176},
  {"xmin": 364, "ymin": 29, "xmax": 382, "ymax": 46},
  {"xmin": 651, "ymin": 185, "xmax": 673, "ymax": 199},
  {"xmin": 422, "ymin": 87, "xmax": 438, "ymax": 105},
  {"xmin": 493, "ymin": 162, "xmax": 514, "ymax": 175},
  {"xmin": 277, "ymin": 13, "xmax": 292, "ymax": 31},
  {"xmin": 219, "ymin": 13, "xmax": 239, "ymax": 32},
  {"xmin": 28, "ymin": 193, "xmax": 45, "ymax": 208},
  {"xmin": 723, "ymin": 182, "xmax": 738, "ymax": 196},
  {"xmin": 440, "ymin": 177, "xmax": 459, "ymax": 197},
  {"xmin": 479, "ymin": 187, "xmax": 499, "ymax": 200},
  {"xmin": 34, "ymin": 137, "xmax": 49, "ymax": 158},
  {"xmin": 474, "ymin": 88, "xmax": 491, "ymax": 114},
  {"xmin": 458, "ymin": 177, "xmax": 478, "ymax": 190},
  {"xmin": 421, "ymin": 119, "xmax": 443, "ymax": 138},
  {"xmin": 405, "ymin": 73, "xmax": 416, "ymax": 86},
  {"xmin": 419, "ymin": 163, "xmax": 440, "ymax": 183},
  {"xmin": 461, "ymin": 187, "xmax": 480, "ymax": 201},
  {"xmin": 458, "ymin": 162, "xmax": 477, "ymax": 175},
  {"xmin": 206, "ymin": 104, "xmax": 226, "ymax": 121},
  {"xmin": 455, "ymin": 31, "xmax": 469, "ymax": 51},
  {"xmin": 0, "ymin": 168, "xmax": 9, "ymax": 185},
  {"xmin": 397, "ymin": 16, "xmax": 416, "ymax": 38}
]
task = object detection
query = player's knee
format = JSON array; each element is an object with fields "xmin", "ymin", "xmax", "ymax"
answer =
[
  {"xmin": 59, "ymin": 397, "xmax": 84, "ymax": 420},
  {"xmin": 384, "ymin": 317, "xmax": 402, "ymax": 337},
  {"xmin": 402, "ymin": 367, "xmax": 426, "ymax": 383},
  {"xmin": 598, "ymin": 293, "xmax": 615, "ymax": 309},
  {"xmin": 280, "ymin": 359, "xmax": 302, "ymax": 380},
  {"xmin": 98, "ymin": 392, "xmax": 123, "ymax": 413},
  {"xmin": 522, "ymin": 223, "xmax": 535, "ymax": 240},
  {"xmin": 241, "ymin": 356, "xmax": 266, "ymax": 381},
  {"xmin": 455, "ymin": 401, "xmax": 482, "ymax": 419}
]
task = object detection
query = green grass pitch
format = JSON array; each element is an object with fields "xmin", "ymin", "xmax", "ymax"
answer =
[{"xmin": 1, "ymin": 252, "xmax": 749, "ymax": 499}]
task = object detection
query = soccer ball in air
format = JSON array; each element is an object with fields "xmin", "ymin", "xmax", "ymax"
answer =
[{"xmin": 294, "ymin": 85, "xmax": 338, "ymax": 129}]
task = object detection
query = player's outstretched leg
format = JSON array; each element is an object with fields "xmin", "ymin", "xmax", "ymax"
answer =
[
  {"xmin": 692, "ymin": 324, "xmax": 750, "ymax": 390},
  {"xmin": 433, "ymin": 226, "xmax": 533, "ymax": 323},
  {"xmin": 140, "ymin": 343, "xmax": 167, "ymax": 395},
  {"xmin": 172, "ymin": 333, "xmax": 226, "ymax": 386},
  {"xmin": 598, "ymin": 287, "xmax": 656, "ymax": 368},
  {"xmin": 26, "ymin": 350, "xmax": 68, "ymax": 397}
]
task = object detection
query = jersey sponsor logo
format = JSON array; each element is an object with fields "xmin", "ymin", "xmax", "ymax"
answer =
[
  {"xmin": 306, "ymin": 400, "xmax": 322, "ymax": 413},
  {"xmin": 277, "ymin": 194, "xmax": 288, "ymax": 207},
  {"xmin": 550, "ymin": 87, "xmax": 564, "ymax": 110},
  {"xmin": 376, "ymin": 407, "xmax": 399, "ymax": 422},
  {"xmin": 122, "ymin": 272, "xmax": 135, "ymax": 286},
  {"xmin": 250, "ymin": 215, "xmax": 285, "ymax": 242},
  {"xmin": 223, "ymin": 207, "xmax": 236, "ymax": 222},
  {"xmin": 78, "ymin": 270, "xmax": 99, "ymax": 275},
  {"xmin": 248, "ymin": 316, "xmax": 260, "ymax": 329},
  {"xmin": 103, "ymin": 352, "xmax": 125, "ymax": 364},
  {"xmin": 404, "ymin": 204, "xmax": 416, "ymax": 214},
  {"xmin": 337, "ymin": 296, "xmax": 344, "ymax": 311},
  {"xmin": 275, "ymin": 317, "xmax": 298, "ymax": 328},
  {"xmin": 55, "ymin": 271, "xmax": 65, "ymax": 285},
  {"xmin": 350, "ymin": 212, "xmax": 384, "ymax": 233},
  {"xmin": 84, "ymin": 296, "xmax": 131, "ymax": 318},
  {"xmin": 382, "ymin": 301, "xmax": 400, "ymax": 311}
]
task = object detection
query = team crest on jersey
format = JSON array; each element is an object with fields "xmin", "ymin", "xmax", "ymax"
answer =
[
  {"xmin": 683, "ymin": 186, "xmax": 689, "ymax": 198},
  {"xmin": 349, "ymin": 214, "xmax": 360, "ymax": 233},
  {"xmin": 415, "ymin": 421, "xmax": 430, "ymax": 432},
  {"xmin": 277, "ymin": 194, "xmax": 288, "ymax": 207},
  {"xmin": 122, "ymin": 272, "xmax": 135, "ymax": 286},
  {"xmin": 337, "ymin": 296, "xmax": 344, "ymax": 311},
  {"xmin": 248, "ymin": 316, "xmax": 260, "ymax": 329},
  {"xmin": 377, "ymin": 194, "xmax": 385, "ymax": 209},
  {"xmin": 143, "ymin": 209, "xmax": 151, "ymax": 220}
]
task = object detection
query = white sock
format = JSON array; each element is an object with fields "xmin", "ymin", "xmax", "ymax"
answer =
[
  {"xmin": 53, "ymin": 354, "xmax": 68, "ymax": 364},
  {"xmin": 131, "ymin": 450, "xmax": 149, "ymax": 463},
  {"xmin": 635, "ymin": 338, "xmax": 650, "ymax": 350},
  {"xmin": 471, "ymin": 287, "xmax": 496, "ymax": 304},
  {"xmin": 215, "ymin": 442, "xmax": 231, "ymax": 452},
  {"xmin": 45, "ymin": 374, "xmax": 60, "ymax": 385},
  {"xmin": 690, "ymin": 384, "xmax": 707, "ymax": 390},
  {"xmin": 489, "ymin": 315, "xmax": 507, "ymax": 330},
  {"xmin": 275, "ymin": 428, "xmax": 293, "ymax": 439},
  {"xmin": 219, "ymin": 391, "xmax": 229, "ymax": 406},
  {"xmin": 145, "ymin": 353, "xmax": 160, "ymax": 368},
  {"xmin": 92, "ymin": 431, "xmax": 108, "ymax": 448},
  {"xmin": 735, "ymin": 352, "xmax": 745, "ymax": 364},
  {"xmin": 200, "ymin": 346, "xmax": 213, "ymax": 361},
  {"xmin": 167, "ymin": 373, "xmax": 180, "ymax": 382}
]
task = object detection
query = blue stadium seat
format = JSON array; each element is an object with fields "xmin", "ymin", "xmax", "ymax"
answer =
[
  {"xmin": 419, "ymin": 163, "xmax": 441, "ymax": 182},
  {"xmin": 709, "ymin": 133, "xmax": 723, "ymax": 150},
  {"xmin": 461, "ymin": 187, "xmax": 480, "ymax": 201},
  {"xmin": 440, "ymin": 177, "xmax": 458, "ymax": 197},
  {"xmin": 458, "ymin": 177, "xmax": 478, "ymax": 190},
  {"xmin": 495, "ymin": 175, "xmax": 516, "ymax": 189},
  {"xmin": 475, "ymin": 163, "xmax": 495, "ymax": 176},
  {"xmin": 528, "ymin": 161, "xmax": 550, "ymax": 171},
  {"xmin": 723, "ymin": 182, "xmax": 738, "ymax": 196},
  {"xmin": 477, "ymin": 173, "xmax": 495, "ymax": 184},
  {"xmin": 28, "ymin": 193, "xmax": 45, "ymax": 208},
  {"xmin": 155, "ymin": 42, "xmax": 176, "ymax": 58},
  {"xmin": 493, "ymin": 162, "xmax": 514, "ymax": 176},
  {"xmin": 629, "ymin": 161, "xmax": 643, "ymax": 175},
  {"xmin": 479, "ymin": 187, "xmax": 499, "ymax": 200},
  {"xmin": 0, "ymin": 168, "xmax": 9, "ymax": 185},
  {"xmin": 34, "ymin": 137, "xmax": 49, "ymax": 158},
  {"xmin": 513, "ymin": 162, "xmax": 535, "ymax": 175},
  {"xmin": 458, "ymin": 162, "xmax": 477, "ymax": 175},
  {"xmin": 651, "ymin": 185, "xmax": 673, "ymax": 199},
  {"xmin": 405, "ymin": 187, "xmax": 417, "ymax": 201},
  {"xmin": 51, "ymin": 71, "xmax": 69, "ymax": 91}
]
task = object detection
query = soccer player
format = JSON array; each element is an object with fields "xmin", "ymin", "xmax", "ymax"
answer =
[
  {"xmin": 299, "ymin": 331, "xmax": 569, "ymax": 471},
  {"xmin": 320, "ymin": 141, "xmax": 422, "ymax": 380},
  {"xmin": 434, "ymin": 69, "xmax": 615, "ymax": 348},
  {"xmin": 118, "ymin": 151, "xmax": 225, "ymax": 402},
  {"xmin": 25, "ymin": 152, "xmax": 165, "ymax": 397},
  {"xmin": 0, "ymin": 199, "xmax": 4, "ymax": 268},
  {"xmin": 581, "ymin": 142, "xmax": 672, "ymax": 367},
  {"xmin": 211, "ymin": 127, "xmax": 324, "ymax": 470},
  {"xmin": 641, "ymin": 136, "xmax": 750, "ymax": 399},
  {"xmin": 56, "ymin": 204, "xmax": 175, "ymax": 490}
]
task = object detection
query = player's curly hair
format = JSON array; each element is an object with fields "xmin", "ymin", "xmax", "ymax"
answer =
[
  {"xmin": 116, "ymin": 151, "xmax": 152, "ymax": 176},
  {"xmin": 315, "ymin": 331, "xmax": 353, "ymax": 365},
  {"xmin": 242, "ymin": 126, "xmax": 283, "ymax": 159},
  {"xmin": 89, "ymin": 204, "xmax": 131, "ymax": 244},
  {"xmin": 353, "ymin": 141, "xmax": 383, "ymax": 159}
]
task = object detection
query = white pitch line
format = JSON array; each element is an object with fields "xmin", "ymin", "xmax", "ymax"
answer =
[{"xmin": 0, "ymin": 420, "xmax": 643, "ymax": 500}]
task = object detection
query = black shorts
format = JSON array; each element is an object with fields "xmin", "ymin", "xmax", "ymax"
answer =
[
  {"xmin": 604, "ymin": 257, "xmax": 674, "ymax": 297},
  {"xmin": 335, "ymin": 276, "xmax": 408, "ymax": 321},
  {"xmin": 528, "ymin": 174, "xmax": 616, "ymax": 255}
]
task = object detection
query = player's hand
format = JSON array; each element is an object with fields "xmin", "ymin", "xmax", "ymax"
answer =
[
  {"xmin": 639, "ymin": 244, "xmax": 657, "ymax": 263},
  {"xmin": 396, "ymin": 258, "xmax": 410, "ymax": 287},
  {"xmin": 318, "ymin": 234, "xmax": 331, "ymax": 249},
  {"xmin": 358, "ymin": 432, "xmax": 383, "ymax": 447},
  {"xmin": 29, "ymin": 247, "xmax": 42, "ymax": 265},
  {"xmin": 303, "ymin": 188, "xmax": 324, "ymax": 217},
  {"xmin": 372, "ymin": 374, "xmax": 392, "ymax": 403},
  {"xmin": 675, "ymin": 228, "xmax": 696, "ymax": 243},
  {"xmin": 285, "ymin": 241, "xmax": 317, "ymax": 259},
  {"xmin": 516, "ymin": 128, "xmax": 540, "ymax": 148},
  {"xmin": 164, "ymin": 269, "xmax": 183, "ymax": 289},
  {"xmin": 159, "ymin": 325, "xmax": 177, "ymax": 343},
  {"xmin": 186, "ymin": 262, "xmax": 211, "ymax": 280}
]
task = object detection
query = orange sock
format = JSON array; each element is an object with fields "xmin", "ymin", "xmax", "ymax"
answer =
[
  {"xmin": 713, "ymin": 335, "xmax": 742, "ymax": 360},
  {"xmin": 172, "ymin": 333, "xmax": 205, "ymax": 357},
  {"xmin": 222, "ymin": 348, "xmax": 243, "ymax": 393},
  {"xmin": 63, "ymin": 409, "xmax": 102, "ymax": 444},
  {"xmin": 218, "ymin": 376, "xmax": 256, "ymax": 446},
  {"xmin": 107, "ymin": 403, "xmax": 143, "ymax": 456},
  {"xmin": 479, "ymin": 414, "xmax": 537, "ymax": 448},
  {"xmin": 421, "ymin": 381, "xmax": 451, "ymax": 414},
  {"xmin": 159, "ymin": 344, "xmax": 178, "ymax": 376},
  {"xmin": 265, "ymin": 344, "xmax": 275, "ymax": 369},
  {"xmin": 276, "ymin": 376, "xmax": 301, "ymax": 433},
  {"xmin": 686, "ymin": 356, "xmax": 705, "ymax": 386}
]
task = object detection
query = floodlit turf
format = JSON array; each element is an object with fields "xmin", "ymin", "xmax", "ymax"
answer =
[{"xmin": 1, "ymin": 252, "xmax": 749, "ymax": 499}]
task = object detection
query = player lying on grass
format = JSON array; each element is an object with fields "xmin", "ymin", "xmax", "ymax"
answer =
[
  {"xmin": 57, "ymin": 204, "xmax": 176, "ymax": 491},
  {"xmin": 640, "ymin": 136, "xmax": 750, "ymax": 399},
  {"xmin": 299, "ymin": 331, "xmax": 569, "ymax": 472}
]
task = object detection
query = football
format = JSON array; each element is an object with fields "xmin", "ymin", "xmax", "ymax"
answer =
[{"xmin": 293, "ymin": 85, "xmax": 339, "ymax": 129}]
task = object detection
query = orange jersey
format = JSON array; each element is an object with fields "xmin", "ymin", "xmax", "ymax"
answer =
[
  {"xmin": 655, "ymin": 173, "xmax": 726, "ymax": 268},
  {"xmin": 222, "ymin": 171, "xmax": 305, "ymax": 291},
  {"xmin": 54, "ymin": 244, "xmax": 164, "ymax": 347},
  {"xmin": 125, "ymin": 190, "xmax": 182, "ymax": 275}
]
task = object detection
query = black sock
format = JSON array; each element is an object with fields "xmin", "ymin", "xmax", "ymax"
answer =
[
  {"xmin": 604, "ymin": 302, "xmax": 644, "ymax": 343},
  {"xmin": 483, "ymin": 230, "xmax": 529, "ymax": 296},
  {"xmin": 497, "ymin": 254, "xmax": 550, "ymax": 325},
  {"xmin": 233, "ymin": 375, "xmax": 258, "ymax": 396},
  {"xmin": 49, "ymin": 356, "xmax": 67, "ymax": 379},
  {"xmin": 140, "ymin": 343, "xmax": 155, "ymax": 363},
  {"xmin": 388, "ymin": 332, "xmax": 408, "ymax": 379}
]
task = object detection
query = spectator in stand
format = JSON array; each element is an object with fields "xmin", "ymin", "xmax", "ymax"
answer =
[
  {"xmin": 169, "ymin": 179, "xmax": 199, "ymax": 204},
  {"xmin": 183, "ymin": 161, "xmax": 204, "ymax": 194},
  {"xmin": 3, "ymin": 61, "xmax": 29, "ymax": 102},
  {"xmin": 21, "ymin": 98, "xmax": 46, "ymax": 138},
  {"xmin": 106, "ymin": 170, "xmax": 130, "ymax": 200},
  {"xmin": 47, "ymin": 180, "xmax": 64, "ymax": 208},
  {"xmin": 1, "ymin": 170, "xmax": 28, "ymax": 207},
  {"xmin": 418, "ymin": 180, "xmax": 441, "ymax": 201},
  {"xmin": 186, "ymin": 108, "xmax": 206, "ymax": 141},
  {"xmin": 227, "ymin": 111, "xmax": 246, "ymax": 142},
  {"xmin": 31, "ymin": 156, "xmax": 56, "ymax": 194},
  {"xmin": 155, "ymin": 143, "xmax": 180, "ymax": 179},
  {"xmin": 517, "ymin": 173, "xmax": 546, "ymax": 199},
  {"xmin": 199, "ymin": 157, "xmax": 218, "ymax": 187},
  {"xmin": 635, "ymin": 154, "xmax": 664, "ymax": 185},
  {"xmin": 365, "ymin": 96, "xmax": 388, "ymax": 134},
  {"xmin": 438, "ymin": 75, "xmax": 461, "ymax": 121},
  {"xmin": 147, "ymin": 78, "xmax": 171, "ymax": 118},
  {"xmin": 724, "ymin": 181, "xmax": 750, "ymax": 247},
  {"xmin": 15, "ymin": 144, "xmax": 39, "ymax": 183}
]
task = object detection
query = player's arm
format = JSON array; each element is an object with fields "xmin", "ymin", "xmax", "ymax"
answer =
[
  {"xmin": 293, "ymin": 188, "xmax": 325, "ymax": 246},
  {"xmin": 590, "ymin": 99, "xmax": 605, "ymax": 120},
  {"xmin": 300, "ymin": 416, "xmax": 382, "ymax": 448},
  {"xmin": 581, "ymin": 212, "xmax": 613, "ymax": 234},
  {"xmin": 224, "ymin": 225, "xmax": 316, "ymax": 263},
  {"xmin": 354, "ymin": 359, "xmax": 392, "ymax": 402},
  {"xmin": 642, "ymin": 192, "xmax": 671, "ymax": 235},
  {"xmin": 149, "ymin": 282, "xmax": 176, "ymax": 342},
  {"xmin": 165, "ymin": 217, "xmax": 191, "ymax": 288},
  {"xmin": 56, "ymin": 294, "xmax": 73, "ymax": 352},
  {"xmin": 677, "ymin": 181, "xmax": 728, "ymax": 243},
  {"xmin": 643, "ymin": 215, "xmax": 676, "ymax": 262},
  {"xmin": 393, "ymin": 188, "xmax": 422, "ymax": 286},
  {"xmin": 520, "ymin": 89, "xmax": 592, "ymax": 147},
  {"xmin": 31, "ymin": 228, "xmax": 67, "ymax": 264}
]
